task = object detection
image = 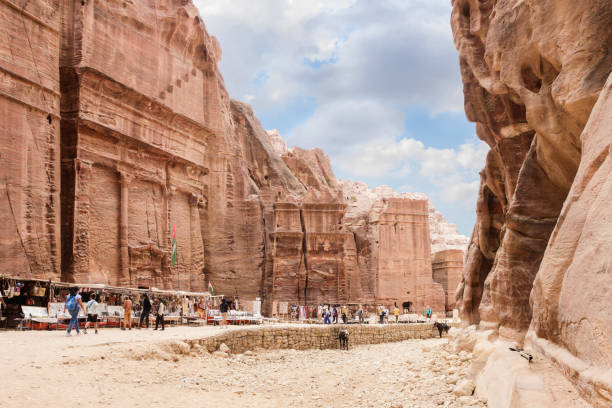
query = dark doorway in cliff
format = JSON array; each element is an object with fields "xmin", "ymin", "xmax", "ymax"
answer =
[
  {"xmin": 461, "ymin": 3, "xmax": 470, "ymax": 19},
  {"xmin": 521, "ymin": 65, "xmax": 542, "ymax": 93},
  {"xmin": 402, "ymin": 301, "xmax": 412, "ymax": 313}
]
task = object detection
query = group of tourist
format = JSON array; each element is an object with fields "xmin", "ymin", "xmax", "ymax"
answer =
[
  {"xmin": 288, "ymin": 304, "xmax": 405, "ymax": 324},
  {"xmin": 63, "ymin": 287, "xmax": 168, "ymax": 336},
  {"xmin": 321, "ymin": 305, "xmax": 364, "ymax": 324},
  {"xmin": 317, "ymin": 303, "xmax": 432, "ymax": 325}
]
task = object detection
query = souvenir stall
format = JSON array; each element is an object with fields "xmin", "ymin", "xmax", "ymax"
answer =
[
  {"xmin": 206, "ymin": 295, "xmax": 263, "ymax": 325},
  {"xmin": 0, "ymin": 276, "xmax": 54, "ymax": 329},
  {"xmin": 0, "ymin": 274, "xmax": 214, "ymax": 330}
]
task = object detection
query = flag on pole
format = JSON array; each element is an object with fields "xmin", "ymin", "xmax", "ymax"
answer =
[
  {"xmin": 172, "ymin": 225, "xmax": 177, "ymax": 266},
  {"xmin": 208, "ymin": 281, "xmax": 215, "ymax": 295}
]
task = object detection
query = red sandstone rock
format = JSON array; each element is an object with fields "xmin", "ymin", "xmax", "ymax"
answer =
[
  {"xmin": 528, "ymin": 75, "xmax": 612, "ymax": 408},
  {"xmin": 0, "ymin": 0, "xmax": 61, "ymax": 281},
  {"xmin": 432, "ymin": 249, "xmax": 464, "ymax": 312},
  {"xmin": 341, "ymin": 180, "xmax": 467, "ymax": 311},
  {"xmin": 451, "ymin": 0, "xmax": 611, "ymax": 405}
]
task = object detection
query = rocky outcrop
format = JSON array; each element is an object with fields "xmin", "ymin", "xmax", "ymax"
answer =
[
  {"xmin": 340, "ymin": 180, "xmax": 469, "ymax": 254},
  {"xmin": 451, "ymin": 0, "xmax": 611, "ymax": 406}
]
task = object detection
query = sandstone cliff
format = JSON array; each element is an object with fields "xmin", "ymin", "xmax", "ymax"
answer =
[
  {"xmin": 451, "ymin": 0, "xmax": 611, "ymax": 406},
  {"xmin": 340, "ymin": 180, "xmax": 468, "ymax": 312},
  {"xmin": 0, "ymin": 0, "xmax": 61, "ymax": 281}
]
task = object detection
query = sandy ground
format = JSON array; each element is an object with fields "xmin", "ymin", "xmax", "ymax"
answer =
[{"xmin": 0, "ymin": 326, "xmax": 486, "ymax": 408}]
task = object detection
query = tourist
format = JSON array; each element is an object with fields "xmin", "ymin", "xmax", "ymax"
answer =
[
  {"xmin": 121, "ymin": 296, "xmax": 133, "ymax": 331},
  {"xmin": 393, "ymin": 305, "xmax": 400, "ymax": 323},
  {"xmin": 219, "ymin": 298, "xmax": 229, "ymax": 326},
  {"xmin": 341, "ymin": 305, "xmax": 347, "ymax": 324},
  {"xmin": 426, "ymin": 307, "xmax": 431, "ymax": 319},
  {"xmin": 154, "ymin": 298, "xmax": 165, "ymax": 331},
  {"xmin": 324, "ymin": 309, "xmax": 331, "ymax": 324},
  {"xmin": 0, "ymin": 289, "xmax": 5, "ymax": 322},
  {"xmin": 332, "ymin": 307, "xmax": 338, "ymax": 324},
  {"xmin": 357, "ymin": 308, "xmax": 363, "ymax": 324},
  {"xmin": 139, "ymin": 293, "xmax": 151, "ymax": 329},
  {"xmin": 64, "ymin": 287, "xmax": 85, "ymax": 336},
  {"xmin": 379, "ymin": 305, "xmax": 385, "ymax": 324},
  {"xmin": 84, "ymin": 294, "xmax": 99, "ymax": 334}
]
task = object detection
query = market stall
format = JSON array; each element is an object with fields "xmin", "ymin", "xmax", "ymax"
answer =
[{"xmin": 0, "ymin": 275, "xmax": 212, "ymax": 330}]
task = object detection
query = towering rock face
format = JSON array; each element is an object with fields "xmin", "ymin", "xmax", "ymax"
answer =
[
  {"xmin": 0, "ymin": 0, "xmax": 61, "ymax": 281},
  {"xmin": 451, "ymin": 0, "xmax": 611, "ymax": 405},
  {"xmin": 59, "ymin": 0, "xmax": 223, "ymax": 289},
  {"xmin": 340, "ymin": 180, "xmax": 468, "ymax": 312}
]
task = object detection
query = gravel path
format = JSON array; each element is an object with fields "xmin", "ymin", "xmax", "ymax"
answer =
[{"xmin": 1, "ymin": 328, "xmax": 486, "ymax": 408}]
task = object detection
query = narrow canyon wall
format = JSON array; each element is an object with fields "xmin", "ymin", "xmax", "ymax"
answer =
[{"xmin": 451, "ymin": 0, "xmax": 611, "ymax": 405}]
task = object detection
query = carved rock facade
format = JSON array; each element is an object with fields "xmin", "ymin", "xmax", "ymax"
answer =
[{"xmin": 1, "ymin": 0, "xmax": 467, "ymax": 316}]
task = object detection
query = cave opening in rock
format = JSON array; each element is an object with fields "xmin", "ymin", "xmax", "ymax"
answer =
[{"xmin": 521, "ymin": 65, "xmax": 542, "ymax": 93}]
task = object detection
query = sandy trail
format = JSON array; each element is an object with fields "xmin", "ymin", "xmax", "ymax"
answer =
[{"xmin": 0, "ymin": 326, "xmax": 485, "ymax": 408}]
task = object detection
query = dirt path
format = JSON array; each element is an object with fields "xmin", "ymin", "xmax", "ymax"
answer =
[{"xmin": 0, "ymin": 327, "xmax": 486, "ymax": 408}]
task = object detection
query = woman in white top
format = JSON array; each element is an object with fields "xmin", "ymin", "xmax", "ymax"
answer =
[{"xmin": 84, "ymin": 294, "xmax": 99, "ymax": 334}]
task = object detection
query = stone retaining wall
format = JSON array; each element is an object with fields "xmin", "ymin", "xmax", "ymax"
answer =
[{"xmin": 187, "ymin": 323, "xmax": 457, "ymax": 354}]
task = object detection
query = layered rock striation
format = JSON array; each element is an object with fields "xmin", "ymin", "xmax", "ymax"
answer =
[
  {"xmin": 0, "ymin": 0, "xmax": 61, "ymax": 281},
  {"xmin": 451, "ymin": 0, "xmax": 611, "ymax": 406}
]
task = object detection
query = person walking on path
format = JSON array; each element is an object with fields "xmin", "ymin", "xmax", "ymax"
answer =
[
  {"xmin": 332, "ymin": 307, "xmax": 338, "ymax": 324},
  {"xmin": 341, "ymin": 305, "xmax": 347, "ymax": 324},
  {"xmin": 0, "ymin": 289, "xmax": 6, "ymax": 325},
  {"xmin": 426, "ymin": 307, "xmax": 432, "ymax": 319},
  {"xmin": 323, "ymin": 308, "xmax": 331, "ymax": 324},
  {"xmin": 379, "ymin": 305, "xmax": 385, "ymax": 324},
  {"xmin": 219, "ymin": 298, "xmax": 229, "ymax": 326},
  {"xmin": 84, "ymin": 294, "xmax": 99, "ymax": 334},
  {"xmin": 64, "ymin": 287, "xmax": 85, "ymax": 336},
  {"xmin": 393, "ymin": 304, "xmax": 400, "ymax": 323},
  {"xmin": 121, "ymin": 296, "xmax": 133, "ymax": 330},
  {"xmin": 154, "ymin": 299, "xmax": 165, "ymax": 331},
  {"xmin": 139, "ymin": 293, "xmax": 151, "ymax": 329}
]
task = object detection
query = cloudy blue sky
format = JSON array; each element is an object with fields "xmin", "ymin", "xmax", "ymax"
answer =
[{"xmin": 194, "ymin": 0, "xmax": 487, "ymax": 236}]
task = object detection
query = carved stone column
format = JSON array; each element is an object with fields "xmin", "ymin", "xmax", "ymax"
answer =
[
  {"xmin": 119, "ymin": 172, "xmax": 132, "ymax": 286},
  {"xmin": 162, "ymin": 185, "xmax": 176, "ymax": 290},
  {"xmin": 189, "ymin": 193, "xmax": 205, "ymax": 291},
  {"xmin": 72, "ymin": 159, "xmax": 94, "ymax": 283}
]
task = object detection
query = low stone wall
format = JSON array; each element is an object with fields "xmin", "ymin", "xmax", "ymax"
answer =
[{"xmin": 187, "ymin": 323, "xmax": 457, "ymax": 354}]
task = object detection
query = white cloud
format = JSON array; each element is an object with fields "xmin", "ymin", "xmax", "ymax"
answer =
[
  {"xmin": 288, "ymin": 100, "xmax": 405, "ymax": 153},
  {"xmin": 441, "ymin": 181, "xmax": 480, "ymax": 205},
  {"xmin": 334, "ymin": 136, "xmax": 488, "ymax": 207},
  {"xmin": 195, "ymin": 0, "xmax": 463, "ymax": 113}
]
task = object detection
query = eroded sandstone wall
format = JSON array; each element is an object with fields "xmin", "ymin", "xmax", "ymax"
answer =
[
  {"xmin": 451, "ymin": 0, "xmax": 611, "ymax": 405},
  {"xmin": 432, "ymin": 249, "xmax": 464, "ymax": 311},
  {"xmin": 0, "ymin": 0, "xmax": 61, "ymax": 281},
  {"xmin": 452, "ymin": 0, "xmax": 611, "ymax": 332},
  {"xmin": 60, "ymin": 0, "xmax": 221, "ymax": 290}
]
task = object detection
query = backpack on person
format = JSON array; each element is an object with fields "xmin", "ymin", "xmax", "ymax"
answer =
[{"xmin": 66, "ymin": 295, "xmax": 78, "ymax": 313}]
